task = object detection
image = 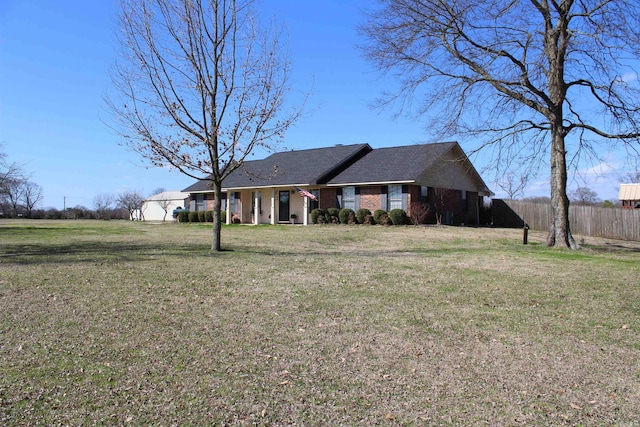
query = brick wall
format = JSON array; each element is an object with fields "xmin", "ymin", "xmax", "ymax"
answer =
[{"xmin": 359, "ymin": 186, "xmax": 382, "ymax": 212}]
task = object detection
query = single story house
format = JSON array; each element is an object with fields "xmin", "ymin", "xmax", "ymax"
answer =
[
  {"xmin": 619, "ymin": 183, "xmax": 640, "ymax": 209},
  {"xmin": 182, "ymin": 142, "xmax": 492, "ymax": 225},
  {"xmin": 142, "ymin": 190, "xmax": 189, "ymax": 221}
]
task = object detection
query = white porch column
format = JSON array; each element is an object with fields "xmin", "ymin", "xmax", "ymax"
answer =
[
  {"xmin": 226, "ymin": 192, "xmax": 231, "ymax": 225},
  {"xmin": 270, "ymin": 189, "xmax": 276, "ymax": 225},
  {"xmin": 254, "ymin": 191, "xmax": 260, "ymax": 225},
  {"xmin": 303, "ymin": 194, "xmax": 308, "ymax": 225}
]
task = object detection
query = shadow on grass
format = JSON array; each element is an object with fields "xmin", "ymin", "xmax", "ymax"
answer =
[{"xmin": 0, "ymin": 241, "xmax": 229, "ymax": 265}]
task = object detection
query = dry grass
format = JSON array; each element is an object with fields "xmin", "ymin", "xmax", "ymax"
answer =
[{"xmin": 1, "ymin": 220, "xmax": 639, "ymax": 426}]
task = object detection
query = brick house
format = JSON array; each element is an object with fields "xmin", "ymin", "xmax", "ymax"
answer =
[{"xmin": 182, "ymin": 142, "xmax": 492, "ymax": 225}]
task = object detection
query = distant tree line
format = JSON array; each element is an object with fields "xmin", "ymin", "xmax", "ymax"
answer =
[{"xmin": 1, "ymin": 145, "xmax": 165, "ymax": 220}]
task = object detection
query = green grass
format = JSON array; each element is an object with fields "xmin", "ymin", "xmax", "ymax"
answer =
[{"xmin": 1, "ymin": 220, "xmax": 639, "ymax": 425}]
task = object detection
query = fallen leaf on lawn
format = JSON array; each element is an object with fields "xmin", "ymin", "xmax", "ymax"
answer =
[
  {"xmin": 385, "ymin": 413, "xmax": 395, "ymax": 420},
  {"xmin": 570, "ymin": 403, "xmax": 583, "ymax": 410}
]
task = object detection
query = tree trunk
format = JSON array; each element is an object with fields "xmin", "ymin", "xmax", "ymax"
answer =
[
  {"xmin": 547, "ymin": 129, "xmax": 578, "ymax": 248},
  {"xmin": 212, "ymin": 182, "xmax": 223, "ymax": 251}
]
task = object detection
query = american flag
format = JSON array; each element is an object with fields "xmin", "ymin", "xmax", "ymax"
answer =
[{"xmin": 295, "ymin": 186, "xmax": 318, "ymax": 201}]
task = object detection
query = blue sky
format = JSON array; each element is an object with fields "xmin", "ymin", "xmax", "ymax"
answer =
[{"xmin": 0, "ymin": 0, "xmax": 633, "ymax": 209}]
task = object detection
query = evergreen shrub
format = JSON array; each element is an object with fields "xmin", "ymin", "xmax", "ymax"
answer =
[
  {"xmin": 389, "ymin": 208, "xmax": 408, "ymax": 225},
  {"xmin": 356, "ymin": 208, "xmax": 371, "ymax": 224},
  {"xmin": 339, "ymin": 208, "xmax": 356, "ymax": 224},
  {"xmin": 374, "ymin": 209, "xmax": 387, "ymax": 223}
]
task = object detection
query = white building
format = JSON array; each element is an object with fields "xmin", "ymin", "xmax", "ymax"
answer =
[{"xmin": 142, "ymin": 191, "xmax": 189, "ymax": 221}]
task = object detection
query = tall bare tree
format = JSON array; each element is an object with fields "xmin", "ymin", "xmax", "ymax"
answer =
[
  {"xmin": 362, "ymin": 0, "xmax": 640, "ymax": 248},
  {"xmin": 107, "ymin": 0, "xmax": 302, "ymax": 250}
]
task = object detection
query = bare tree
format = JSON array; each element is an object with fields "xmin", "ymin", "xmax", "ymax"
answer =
[
  {"xmin": 117, "ymin": 189, "xmax": 145, "ymax": 220},
  {"xmin": 362, "ymin": 0, "xmax": 640, "ymax": 248},
  {"xmin": 107, "ymin": 0, "xmax": 303, "ymax": 250},
  {"xmin": 570, "ymin": 187, "xmax": 600, "ymax": 206},
  {"xmin": 3, "ymin": 178, "xmax": 25, "ymax": 217},
  {"xmin": 150, "ymin": 187, "xmax": 167, "ymax": 197},
  {"xmin": 22, "ymin": 181, "xmax": 43, "ymax": 217},
  {"xmin": 498, "ymin": 172, "xmax": 529, "ymax": 201},
  {"xmin": 93, "ymin": 193, "xmax": 114, "ymax": 220},
  {"xmin": 0, "ymin": 145, "xmax": 25, "ymax": 196}
]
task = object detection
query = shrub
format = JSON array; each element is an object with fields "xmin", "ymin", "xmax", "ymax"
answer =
[
  {"xmin": 220, "ymin": 210, "xmax": 227, "ymax": 223},
  {"xmin": 356, "ymin": 208, "xmax": 371, "ymax": 224},
  {"xmin": 389, "ymin": 208, "xmax": 408, "ymax": 225},
  {"xmin": 178, "ymin": 211, "xmax": 189, "ymax": 223},
  {"xmin": 378, "ymin": 213, "xmax": 392, "ymax": 226},
  {"xmin": 204, "ymin": 211, "xmax": 213, "ymax": 222},
  {"xmin": 363, "ymin": 214, "xmax": 376, "ymax": 225},
  {"xmin": 198, "ymin": 211, "xmax": 206, "ymax": 223},
  {"xmin": 188, "ymin": 211, "xmax": 199, "ymax": 223},
  {"xmin": 327, "ymin": 208, "xmax": 340, "ymax": 224},
  {"xmin": 311, "ymin": 208, "xmax": 325, "ymax": 224},
  {"xmin": 339, "ymin": 208, "xmax": 356, "ymax": 224},
  {"xmin": 374, "ymin": 209, "xmax": 387, "ymax": 223},
  {"xmin": 348, "ymin": 210, "xmax": 356, "ymax": 224},
  {"xmin": 409, "ymin": 202, "xmax": 430, "ymax": 225}
]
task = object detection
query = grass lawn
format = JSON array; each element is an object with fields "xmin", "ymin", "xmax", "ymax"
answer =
[{"xmin": 1, "ymin": 220, "xmax": 639, "ymax": 425}]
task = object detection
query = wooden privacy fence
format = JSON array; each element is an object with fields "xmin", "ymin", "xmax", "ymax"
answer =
[{"xmin": 492, "ymin": 199, "xmax": 640, "ymax": 241}]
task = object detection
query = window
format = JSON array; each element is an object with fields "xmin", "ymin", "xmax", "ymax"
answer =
[
  {"xmin": 308, "ymin": 189, "xmax": 320, "ymax": 212},
  {"xmin": 342, "ymin": 186, "xmax": 356, "ymax": 210},
  {"xmin": 388, "ymin": 185, "xmax": 403, "ymax": 211},
  {"xmin": 461, "ymin": 190, "xmax": 470, "ymax": 211},
  {"xmin": 230, "ymin": 192, "xmax": 240, "ymax": 214},
  {"xmin": 196, "ymin": 194, "xmax": 205, "ymax": 211}
]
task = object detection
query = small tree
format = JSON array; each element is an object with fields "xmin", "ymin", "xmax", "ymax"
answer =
[
  {"xmin": 21, "ymin": 181, "xmax": 43, "ymax": 218},
  {"xmin": 149, "ymin": 188, "xmax": 172, "ymax": 222},
  {"xmin": 498, "ymin": 172, "xmax": 529, "ymax": 201},
  {"xmin": 117, "ymin": 189, "xmax": 145, "ymax": 220},
  {"xmin": 93, "ymin": 193, "xmax": 114, "ymax": 220},
  {"xmin": 3, "ymin": 178, "xmax": 25, "ymax": 217},
  {"xmin": 0, "ymin": 144, "xmax": 25, "ymax": 197},
  {"xmin": 107, "ymin": 0, "xmax": 304, "ymax": 250}
]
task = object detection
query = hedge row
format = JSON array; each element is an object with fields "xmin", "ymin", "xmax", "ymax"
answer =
[
  {"xmin": 178, "ymin": 210, "xmax": 227, "ymax": 223},
  {"xmin": 310, "ymin": 208, "xmax": 408, "ymax": 225}
]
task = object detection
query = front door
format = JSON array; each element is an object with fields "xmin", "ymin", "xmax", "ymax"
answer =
[{"xmin": 278, "ymin": 191, "xmax": 290, "ymax": 222}]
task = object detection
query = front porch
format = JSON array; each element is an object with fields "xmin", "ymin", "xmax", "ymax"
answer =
[{"xmin": 226, "ymin": 187, "xmax": 314, "ymax": 226}]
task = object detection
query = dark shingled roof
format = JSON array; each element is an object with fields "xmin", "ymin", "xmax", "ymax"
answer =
[
  {"xmin": 327, "ymin": 142, "xmax": 456, "ymax": 185},
  {"xmin": 182, "ymin": 143, "xmax": 371, "ymax": 192}
]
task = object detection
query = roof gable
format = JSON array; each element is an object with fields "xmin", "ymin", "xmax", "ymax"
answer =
[
  {"xmin": 183, "ymin": 144, "xmax": 371, "ymax": 192},
  {"xmin": 327, "ymin": 142, "xmax": 455, "ymax": 185}
]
